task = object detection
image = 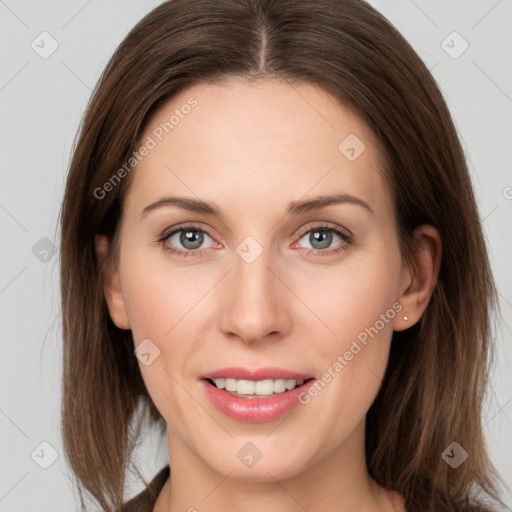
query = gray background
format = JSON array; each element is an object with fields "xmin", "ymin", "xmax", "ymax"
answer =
[{"xmin": 0, "ymin": 0, "xmax": 511, "ymax": 510}]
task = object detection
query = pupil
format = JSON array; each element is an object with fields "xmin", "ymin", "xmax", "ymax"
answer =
[
  {"xmin": 311, "ymin": 230, "xmax": 332, "ymax": 250},
  {"xmin": 181, "ymin": 230, "xmax": 203, "ymax": 250}
]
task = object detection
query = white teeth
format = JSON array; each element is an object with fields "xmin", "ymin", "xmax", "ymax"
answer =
[
  {"xmin": 237, "ymin": 380, "xmax": 255, "ymax": 395},
  {"xmin": 254, "ymin": 379, "xmax": 274, "ymax": 395},
  {"xmin": 211, "ymin": 377, "xmax": 307, "ymax": 395},
  {"xmin": 273, "ymin": 379, "xmax": 286, "ymax": 393},
  {"xmin": 285, "ymin": 379, "xmax": 296, "ymax": 390},
  {"xmin": 224, "ymin": 378, "xmax": 237, "ymax": 391}
]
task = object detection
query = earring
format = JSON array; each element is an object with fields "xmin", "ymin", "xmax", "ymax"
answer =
[{"xmin": 403, "ymin": 314, "xmax": 408, "ymax": 321}]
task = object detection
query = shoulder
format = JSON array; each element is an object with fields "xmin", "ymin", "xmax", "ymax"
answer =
[{"xmin": 122, "ymin": 465, "xmax": 170, "ymax": 512}]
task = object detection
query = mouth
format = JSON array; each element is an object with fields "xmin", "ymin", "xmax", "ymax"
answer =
[
  {"xmin": 204, "ymin": 377, "xmax": 315, "ymax": 399},
  {"xmin": 199, "ymin": 367, "xmax": 316, "ymax": 423}
]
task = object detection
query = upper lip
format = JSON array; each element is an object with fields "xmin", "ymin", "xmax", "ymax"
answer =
[{"xmin": 200, "ymin": 367, "xmax": 314, "ymax": 381}]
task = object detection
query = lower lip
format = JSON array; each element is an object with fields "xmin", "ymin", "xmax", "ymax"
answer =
[{"xmin": 201, "ymin": 379, "xmax": 315, "ymax": 423}]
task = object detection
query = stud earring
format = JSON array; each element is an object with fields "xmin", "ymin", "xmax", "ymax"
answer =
[{"xmin": 403, "ymin": 314, "xmax": 408, "ymax": 321}]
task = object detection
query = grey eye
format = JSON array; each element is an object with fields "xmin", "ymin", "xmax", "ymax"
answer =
[
  {"xmin": 168, "ymin": 229, "xmax": 213, "ymax": 251},
  {"xmin": 298, "ymin": 229, "xmax": 342, "ymax": 250}
]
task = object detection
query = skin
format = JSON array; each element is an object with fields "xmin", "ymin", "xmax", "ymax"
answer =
[{"xmin": 96, "ymin": 78, "xmax": 441, "ymax": 512}]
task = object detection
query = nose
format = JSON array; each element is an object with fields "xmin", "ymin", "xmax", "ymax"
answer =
[{"xmin": 218, "ymin": 243, "xmax": 291, "ymax": 345}]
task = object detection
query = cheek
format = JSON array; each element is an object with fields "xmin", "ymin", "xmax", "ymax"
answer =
[
  {"xmin": 290, "ymin": 246, "xmax": 401, "ymax": 423},
  {"xmin": 118, "ymin": 243, "xmax": 216, "ymax": 420},
  {"xmin": 120, "ymin": 266, "xmax": 203, "ymax": 431},
  {"xmin": 295, "ymin": 245, "xmax": 401, "ymax": 350},
  {"xmin": 119, "ymin": 242, "xmax": 208, "ymax": 341}
]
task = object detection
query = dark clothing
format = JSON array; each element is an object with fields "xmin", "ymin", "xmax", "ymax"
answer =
[{"xmin": 122, "ymin": 465, "xmax": 170, "ymax": 512}]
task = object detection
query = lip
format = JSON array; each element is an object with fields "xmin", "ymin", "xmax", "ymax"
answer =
[
  {"xmin": 199, "ymin": 367, "xmax": 316, "ymax": 423},
  {"xmin": 200, "ymin": 366, "xmax": 314, "ymax": 381}
]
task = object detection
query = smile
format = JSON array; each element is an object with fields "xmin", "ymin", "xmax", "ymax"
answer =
[
  {"xmin": 206, "ymin": 377, "xmax": 307, "ymax": 397},
  {"xmin": 200, "ymin": 367, "xmax": 316, "ymax": 423}
]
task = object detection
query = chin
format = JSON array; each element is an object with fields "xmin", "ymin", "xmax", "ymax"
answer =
[{"xmin": 194, "ymin": 435, "xmax": 317, "ymax": 482}]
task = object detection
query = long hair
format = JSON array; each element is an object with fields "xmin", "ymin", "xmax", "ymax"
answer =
[{"xmin": 59, "ymin": 0, "xmax": 504, "ymax": 510}]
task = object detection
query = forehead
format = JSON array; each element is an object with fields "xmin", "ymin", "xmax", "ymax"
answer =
[{"xmin": 125, "ymin": 78, "xmax": 392, "ymax": 222}]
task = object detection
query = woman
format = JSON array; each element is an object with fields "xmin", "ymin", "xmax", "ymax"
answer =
[{"xmin": 59, "ymin": 0, "xmax": 506, "ymax": 510}]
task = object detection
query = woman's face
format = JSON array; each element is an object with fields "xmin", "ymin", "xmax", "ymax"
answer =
[{"xmin": 106, "ymin": 78, "xmax": 412, "ymax": 480}]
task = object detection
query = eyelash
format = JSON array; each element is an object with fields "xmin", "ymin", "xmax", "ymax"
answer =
[{"xmin": 157, "ymin": 223, "xmax": 353, "ymax": 259}]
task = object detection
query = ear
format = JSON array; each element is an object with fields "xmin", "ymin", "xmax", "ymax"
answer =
[
  {"xmin": 393, "ymin": 225, "xmax": 442, "ymax": 331},
  {"xmin": 95, "ymin": 234, "xmax": 131, "ymax": 330}
]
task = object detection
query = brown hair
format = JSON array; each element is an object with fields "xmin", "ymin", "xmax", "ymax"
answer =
[{"xmin": 59, "ymin": 0, "xmax": 505, "ymax": 510}]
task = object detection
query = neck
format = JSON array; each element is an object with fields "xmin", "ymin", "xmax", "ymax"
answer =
[{"xmin": 154, "ymin": 422, "xmax": 402, "ymax": 512}]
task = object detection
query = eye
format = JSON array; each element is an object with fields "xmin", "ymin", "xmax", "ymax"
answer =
[
  {"xmin": 158, "ymin": 222, "xmax": 352, "ymax": 259},
  {"xmin": 295, "ymin": 224, "xmax": 352, "ymax": 257},
  {"xmin": 158, "ymin": 224, "xmax": 216, "ymax": 258}
]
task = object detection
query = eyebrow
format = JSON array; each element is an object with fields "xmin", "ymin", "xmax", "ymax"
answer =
[{"xmin": 140, "ymin": 193, "xmax": 374, "ymax": 218}]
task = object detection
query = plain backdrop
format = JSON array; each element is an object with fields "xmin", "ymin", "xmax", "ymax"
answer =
[{"xmin": 0, "ymin": 0, "xmax": 511, "ymax": 510}]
